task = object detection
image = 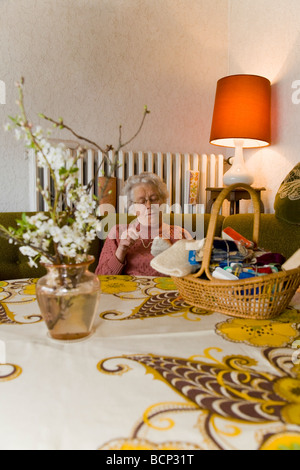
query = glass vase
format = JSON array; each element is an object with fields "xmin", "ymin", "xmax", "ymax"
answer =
[{"xmin": 36, "ymin": 256, "xmax": 101, "ymax": 341}]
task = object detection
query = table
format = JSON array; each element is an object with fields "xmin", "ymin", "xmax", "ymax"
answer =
[
  {"xmin": 206, "ymin": 187, "xmax": 266, "ymax": 214},
  {"xmin": 0, "ymin": 276, "xmax": 300, "ymax": 451}
]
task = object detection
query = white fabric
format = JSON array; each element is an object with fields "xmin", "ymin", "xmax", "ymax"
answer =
[
  {"xmin": 150, "ymin": 237, "xmax": 172, "ymax": 257},
  {"xmin": 150, "ymin": 239, "xmax": 205, "ymax": 277}
]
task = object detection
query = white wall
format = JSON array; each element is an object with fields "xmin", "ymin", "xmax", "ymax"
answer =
[
  {"xmin": 0, "ymin": 0, "xmax": 229, "ymax": 212},
  {"xmin": 228, "ymin": 0, "xmax": 300, "ymax": 212}
]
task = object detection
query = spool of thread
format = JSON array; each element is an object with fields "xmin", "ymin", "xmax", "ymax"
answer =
[{"xmin": 231, "ymin": 263, "xmax": 242, "ymax": 277}]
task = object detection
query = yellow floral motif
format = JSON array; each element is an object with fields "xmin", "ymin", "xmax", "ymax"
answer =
[
  {"xmin": 153, "ymin": 277, "xmax": 176, "ymax": 291},
  {"xmin": 0, "ymin": 281, "xmax": 8, "ymax": 292},
  {"xmin": 275, "ymin": 378, "xmax": 300, "ymax": 404},
  {"xmin": 216, "ymin": 318, "xmax": 299, "ymax": 348},
  {"xmin": 274, "ymin": 377, "xmax": 300, "ymax": 425},
  {"xmin": 22, "ymin": 283, "xmax": 37, "ymax": 296},
  {"xmin": 99, "ymin": 438, "xmax": 200, "ymax": 450},
  {"xmin": 99, "ymin": 275, "xmax": 138, "ymax": 295},
  {"xmin": 280, "ymin": 404, "xmax": 300, "ymax": 425},
  {"xmin": 260, "ymin": 432, "xmax": 300, "ymax": 450},
  {"xmin": 143, "ymin": 401, "xmax": 198, "ymax": 430}
]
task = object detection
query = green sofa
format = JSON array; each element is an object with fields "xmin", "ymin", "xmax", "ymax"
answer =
[
  {"xmin": 0, "ymin": 212, "xmax": 102, "ymax": 280},
  {"xmin": 0, "ymin": 211, "xmax": 299, "ymax": 281}
]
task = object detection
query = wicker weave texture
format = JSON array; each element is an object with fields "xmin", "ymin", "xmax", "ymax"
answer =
[
  {"xmin": 172, "ymin": 184, "xmax": 300, "ymax": 319},
  {"xmin": 173, "ymin": 268, "xmax": 300, "ymax": 319}
]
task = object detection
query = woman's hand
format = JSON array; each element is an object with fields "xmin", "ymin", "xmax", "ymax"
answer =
[{"xmin": 115, "ymin": 227, "xmax": 139, "ymax": 263}]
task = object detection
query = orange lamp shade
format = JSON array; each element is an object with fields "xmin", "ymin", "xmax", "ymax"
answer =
[{"xmin": 210, "ymin": 74, "xmax": 271, "ymax": 148}]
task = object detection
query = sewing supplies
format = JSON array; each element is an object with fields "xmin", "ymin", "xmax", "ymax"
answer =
[{"xmin": 222, "ymin": 226, "xmax": 254, "ymax": 249}]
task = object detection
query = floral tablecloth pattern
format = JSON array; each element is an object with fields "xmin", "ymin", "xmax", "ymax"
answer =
[{"xmin": 0, "ymin": 276, "xmax": 300, "ymax": 450}]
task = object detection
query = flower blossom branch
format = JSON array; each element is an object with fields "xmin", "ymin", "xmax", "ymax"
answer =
[{"xmin": 0, "ymin": 77, "xmax": 150, "ymax": 268}]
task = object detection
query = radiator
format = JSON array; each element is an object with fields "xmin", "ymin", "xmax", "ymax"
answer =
[{"xmin": 28, "ymin": 144, "xmax": 224, "ymax": 214}]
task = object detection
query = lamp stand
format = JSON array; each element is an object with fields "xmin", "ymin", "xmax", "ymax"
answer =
[{"xmin": 223, "ymin": 139, "xmax": 254, "ymax": 186}]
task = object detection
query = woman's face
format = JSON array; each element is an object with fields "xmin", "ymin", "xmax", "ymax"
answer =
[{"xmin": 131, "ymin": 183, "xmax": 162, "ymax": 226}]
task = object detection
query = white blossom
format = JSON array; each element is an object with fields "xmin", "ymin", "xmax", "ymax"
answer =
[
  {"xmin": 1, "ymin": 87, "xmax": 134, "ymax": 267},
  {"xmin": 14, "ymin": 128, "xmax": 22, "ymax": 140},
  {"xmin": 19, "ymin": 246, "xmax": 39, "ymax": 257},
  {"xmin": 28, "ymin": 257, "xmax": 38, "ymax": 269}
]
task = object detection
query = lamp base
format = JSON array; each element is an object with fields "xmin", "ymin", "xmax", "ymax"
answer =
[
  {"xmin": 223, "ymin": 171, "xmax": 254, "ymax": 186},
  {"xmin": 223, "ymin": 140, "xmax": 254, "ymax": 186}
]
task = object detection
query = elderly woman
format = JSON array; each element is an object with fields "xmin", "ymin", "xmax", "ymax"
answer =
[{"xmin": 95, "ymin": 172, "xmax": 192, "ymax": 276}]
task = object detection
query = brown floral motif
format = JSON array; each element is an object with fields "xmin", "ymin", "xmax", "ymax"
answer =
[
  {"xmin": 98, "ymin": 347, "xmax": 300, "ymax": 449},
  {"xmin": 0, "ymin": 279, "xmax": 41, "ymax": 324},
  {"xmin": 129, "ymin": 292, "xmax": 211, "ymax": 320},
  {"xmin": 101, "ymin": 291, "xmax": 212, "ymax": 321},
  {"xmin": 0, "ymin": 302, "xmax": 15, "ymax": 324}
]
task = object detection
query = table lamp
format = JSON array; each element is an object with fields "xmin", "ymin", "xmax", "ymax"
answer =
[{"xmin": 210, "ymin": 74, "xmax": 271, "ymax": 186}]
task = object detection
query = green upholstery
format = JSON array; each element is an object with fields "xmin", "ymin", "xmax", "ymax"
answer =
[
  {"xmin": 2, "ymin": 210, "xmax": 298, "ymax": 280},
  {"xmin": 222, "ymin": 214, "xmax": 300, "ymax": 260},
  {"xmin": 0, "ymin": 212, "xmax": 102, "ymax": 281},
  {"xmin": 0, "ymin": 212, "xmax": 44, "ymax": 281}
]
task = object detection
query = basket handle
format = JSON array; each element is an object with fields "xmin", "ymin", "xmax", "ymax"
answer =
[{"xmin": 194, "ymin": 183, "xmax": 261, "ymax": 280}]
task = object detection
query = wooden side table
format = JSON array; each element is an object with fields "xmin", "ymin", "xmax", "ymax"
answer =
[{"xmin": 206, "ymin": 187, "xmax": 266, "ymax": 214}]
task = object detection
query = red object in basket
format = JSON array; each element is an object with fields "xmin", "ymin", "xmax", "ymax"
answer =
[{"xmin": 222, "ymin": 227, "xmax": 254, "ymax": 248}]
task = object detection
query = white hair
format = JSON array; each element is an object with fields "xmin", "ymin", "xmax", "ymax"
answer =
[{"xmin": 123, "ymin": 172, "xmax": 169, "ymax": 208}]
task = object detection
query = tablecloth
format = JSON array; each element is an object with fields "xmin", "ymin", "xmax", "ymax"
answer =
[{"xmin": 0, "ymin": 275, "xmax": 300, "ymax": 451}]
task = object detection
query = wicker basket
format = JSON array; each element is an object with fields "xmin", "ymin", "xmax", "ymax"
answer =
[{"xmin": 172, "ymin": 183, "xmax": 300, "ymax": 319}]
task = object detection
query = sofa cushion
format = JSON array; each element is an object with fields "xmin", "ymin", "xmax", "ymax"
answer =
[{"xmin": 274, "ymin": 163, "xmax": 300, "ymax": 225}]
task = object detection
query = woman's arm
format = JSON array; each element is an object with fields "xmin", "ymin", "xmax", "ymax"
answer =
[
  {"xmin": 95, "ymin": 224, "xmax": 139, "ymax": 275},
  {"xmin": 95, "ymin": 235, "xmax": 126, "ymax": 275}
]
